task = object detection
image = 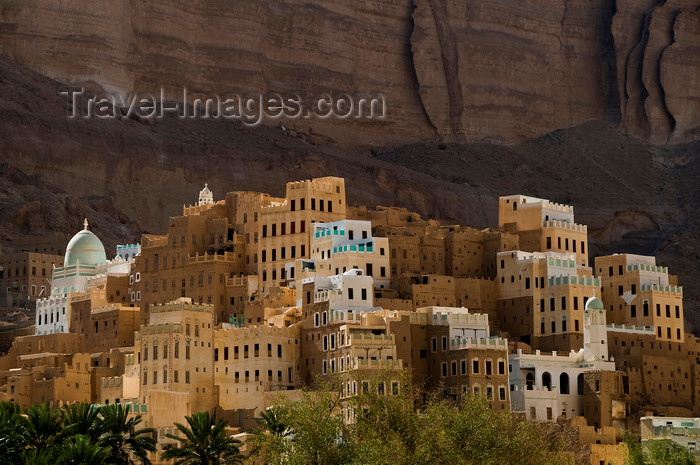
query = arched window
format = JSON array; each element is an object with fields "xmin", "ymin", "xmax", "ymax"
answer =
[
  {"xmin": 526, "ymin": 372, "xmax": 535, "ymax": 390},
  {"xmin": 560, "ymin": 373, "xmax": 570, "ymax": 394},
  {"xmin": 144, "ymin": 345, "xmax": 148, "ymax": 361},
  {"xmin": 163, "ymin": 341, "xmax": 168, "ymax": 359},
  {"xmin": 542, "ymin": 372, "xmax": 552, "ymax": 390},
  {"xmin": 577, "ymin": 373, "xmax": 585, "ymax": 395},
  {"xmin": 163, "ymin": 366, "xmax": 168, "ymax": 383},
  {"xmin": 174, "ymin": 341, "xmax": 179, "ymax": 359},
  {"xmin": 153, "ymin": 340, "xmax": 158, "ymax": 360}
]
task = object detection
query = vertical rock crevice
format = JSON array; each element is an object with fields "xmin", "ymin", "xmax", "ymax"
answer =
[{"xmin": 426, "ymin": 0, "xmax": 465, "ymax": 140}]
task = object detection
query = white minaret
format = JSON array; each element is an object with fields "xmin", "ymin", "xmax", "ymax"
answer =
[
  {"xmin": 583, "ymin": 295, "xmax": 609, "ymax": 361},
  {"xmin": 198, "ymin": 183, "xmax": 214, "ymax": 206}
]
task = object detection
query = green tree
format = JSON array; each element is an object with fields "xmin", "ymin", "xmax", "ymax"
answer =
[
  {"xmin": 645, "ymin": 439, "xmax": 695, "ymax": 465},
  {"xmin": 23, "ymin": 404, "xmax": 64, "ymax": 458},
  {"xmin": 99, "ymin": 403, "xmax": 156, "ymax": 465},
  {"xmin": 161, "ymin": 411, "xmax": 244, "ymax": 465},
  {"xmin": 248, "ymin": 407, "xmax": 294, "ymax": 463},
  {"xmin": 61, "ymin": 402, "xmax": 104, "ymax": 442},
  {"xmin": 60, "ymin": 434, "xmax": 111, "ymax": 465},
  {"xmin": 250, "ymin": 372, "xmax": 570, "ymax": 465},
  {"xmin": 622, "ymin": 432, "xmax": 645, "ymax": 465},
  {"xmin": 0, "ymin": 401, "xmax": 26, "ymax": 461}
]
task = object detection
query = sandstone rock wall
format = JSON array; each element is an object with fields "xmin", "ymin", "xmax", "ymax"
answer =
[
  {"xmin": 0, "ymin": 0, "xmax": 697, "ymax": 144},
  {"xmin": 614, "ymin": 0, "xmax": 700, "ymax": 144}
]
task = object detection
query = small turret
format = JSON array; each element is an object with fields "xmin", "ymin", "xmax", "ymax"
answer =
[
  {"xmin": 198, "ymin": 183, "xmax": 214, "ymax": 206},
  {"xmin": 583, "ymin": 296, "xmax": 608, "ymax": 361}
]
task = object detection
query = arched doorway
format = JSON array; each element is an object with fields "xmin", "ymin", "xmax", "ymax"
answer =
[
  {"xmin": 542, "ymin": 372, "xmax": 552, "ymax": 390},
  {"xmin": 560, "ymin": 373, "xmax": 570, "ymax": 394}
]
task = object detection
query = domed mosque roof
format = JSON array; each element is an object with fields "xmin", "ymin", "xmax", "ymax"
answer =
[
  {"xmin": 64, "ymin": 219, "xmax": 107, "ymax": 267},
  {"xmin": 584, "ymin": 296, "xmax": 605, "ymax": 312}
]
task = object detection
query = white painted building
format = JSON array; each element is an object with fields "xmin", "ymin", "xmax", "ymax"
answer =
[
  {"xmin": 301, "ymin": 269, "xmax": 377, "ymax": 313},
  {"xmin": 116, "ymin": 244, "xmax": 141, "ymax": 261},
  {"xmin": 509, "ymin": 296, "xmax": 616, "ymax": 421},
  {"xmin": 35, "ymin": 220, "xmax": 135, "ymax": 335},
  {"xmin": 288, "ymin": 219, "xmax": 390, "ymax": 289}
]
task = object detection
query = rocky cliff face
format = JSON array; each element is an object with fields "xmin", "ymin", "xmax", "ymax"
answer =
[
  {"xmin": 0, "ymin": 54, "xmax": 698, "ymax": 333},
  {"xmin": 0, "ymin": 0, "xmax": 697, "ymax": 145},
  {"xmin": 613, "ymin": 0, "xmax": 700, "ymax": 143}
]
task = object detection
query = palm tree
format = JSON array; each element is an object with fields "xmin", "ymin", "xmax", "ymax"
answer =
[
  {"xmin": 61, "ymin": 402, "xmax": 104, "ymax": 441},
  {"xmin": 247, "ymin": 407, "xmax": 295, "ymax": 463},
  {"xmin": 60, "ymin": 434, "xmax": 110, "ymax": 465},
  {"xmin": 23, "ymin": 404, "xmax": 64, "ymax": 457},
  {"xmin": 0, "ymin": 401, "xmax": 27, "ymax": 463},
  {"xmin": 254, "ymin": 407, "xmax": 293, "ymax": 438},
  {"xmin": 161, "ymin": 411, "xmax": 244, "ymax": 465},
  {"xmin": 99, "ymin": 403, "xmax": 156, "ymax": 465}
]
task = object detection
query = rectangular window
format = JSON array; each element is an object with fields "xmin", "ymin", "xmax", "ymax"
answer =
[
  {"xmin": 472, "ymin": 360, "xmax": 479, "ymax": 374},
  {"xmin": 300, "ymin": 198, "xmax": 305, "ymax": 210},
  {"xmin": 485, "ymin": 361, "xmax": 492, "ymax": 375}
]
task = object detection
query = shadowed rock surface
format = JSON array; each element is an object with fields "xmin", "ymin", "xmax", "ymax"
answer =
[
  {"xmin": 0, "ymin": 0, "xmax": 697, "ymax": 145},
  {"xmin": 0, "ymin": 54, "xmax": 698, "ymax": 334}
]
